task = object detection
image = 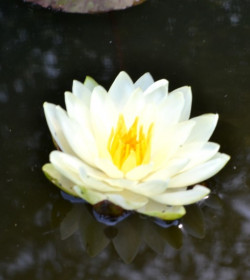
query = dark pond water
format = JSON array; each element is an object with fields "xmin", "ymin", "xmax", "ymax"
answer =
[{"xmin": 1, "ymin": 0, "xmax": 250, "ymax": 279}]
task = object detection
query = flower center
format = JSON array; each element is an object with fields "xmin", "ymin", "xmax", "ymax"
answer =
[{"xmin": 108, "ymin": 114, "xmax": 154, "ymax": 173}]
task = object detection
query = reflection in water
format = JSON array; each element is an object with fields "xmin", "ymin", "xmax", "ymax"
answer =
[{"xmin": 55, "ymin": 199, "xmax": 210, "ymax": 263}]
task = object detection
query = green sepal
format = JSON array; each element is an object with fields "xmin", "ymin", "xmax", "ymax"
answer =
[
  {"xmin": 138, "ymin": 205, "xmax": 186, "ymax": 221},
  {"xmin": 42, "ymin": 163, "xmax": 76, "ymax": 196},
  {"xmin": 83, "ymin": 76, "xmax": 98, "ymax": 91}
]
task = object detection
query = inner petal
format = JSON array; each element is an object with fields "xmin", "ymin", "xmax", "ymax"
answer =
[{"xmin": 107, "ymin": 114, "xmax": 153, "ymax": 173}]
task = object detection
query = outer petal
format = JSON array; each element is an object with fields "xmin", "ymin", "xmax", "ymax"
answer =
[
  {"xmin": 154, "ymin": 91, "xmax": 185, "ymax": 127},
  {"xmin": 72, "ymin": 80, "xmax": 92, "ymax": 107},
  {"xmin": 137, "ymin": 200, "xmax": 186, "ymax": 220},
  {"xmin": 64, "ymin": 91, "xmax": 92, "ymax": 132},
  {"xmin": 55, "ymin": 106, "xmax": 97, "ymax": 165},
  {"xmin": 50, "ymin": 151, "xmax": 101, "ymax": 178},
  {"xmin": 50, "ymin": 151, "xmax": 122, "ymax": 192},
  {"xmin": 170, "ymin": 86, "xmax": 192, "ymax": 121},
  {"xmin": 50, "ymin": 151, "xmax": 83, "ymax": 186},
  {"xmin": 168, "ymin": 153, "xmax": 230, "ymax": 188},
  {"xmin": 152, "ymin": 185, "xmax": 210, "ymax": 205},
  {"xmin": 184, "ymin": 114, "xmax": 219, "ymax": 144},
  {"xmin": 144, "ymin": 158, "xmax": 189, "ymax": 181},
  {"xmin": 43, "ymin": 103, "xmax": 75, "ymax": 154},
  {"xmin": 134, "ymin": 72, "xmax": 154, "ymax": 90},
  {"xmin": 83, "ymin": 75, "xmax": 99, "ymax": 91},
  {"xmin": 151, "ymin": 120, "xmax": 195, "ymax": 169},
  {"xmin": 143, "ymin": 79, "xmax": 169, "ymax": 105},
  {"xmin": 42, "ymin": 163, "xmax": 77, "ymax": 196},
  {"xmin": 177, "ymin": 142, "xmax": 220, "ymax": 172}
]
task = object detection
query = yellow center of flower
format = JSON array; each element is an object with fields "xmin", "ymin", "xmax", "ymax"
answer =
[{"xmin": 108, "ymin": 114, "xmax": 154, "ymax": 173}]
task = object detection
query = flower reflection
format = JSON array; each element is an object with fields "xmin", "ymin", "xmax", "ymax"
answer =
[{"xmin": 53, "ymin": 195, "xmax": 221, "ymax": 263}]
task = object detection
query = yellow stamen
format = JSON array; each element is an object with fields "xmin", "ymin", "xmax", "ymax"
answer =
[{"xmin": 108, "ymin": 114, "xmax": 154, "ymax": 173}]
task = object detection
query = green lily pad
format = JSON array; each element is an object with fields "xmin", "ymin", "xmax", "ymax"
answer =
[{"xmin": 24, "ymin": 0, "xmax": 146, "ymax": 14}]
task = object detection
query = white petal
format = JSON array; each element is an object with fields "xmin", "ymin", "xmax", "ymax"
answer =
[
  {"xmin": 185, "ymin": 114, "xmax": 219, "ymax": 144},
  {"xmin": 95, "ymin": 158, "xmax": 123, "ymax": 179},
  {"xmin": 90, "ymin": 86, "xmax": 117, "ymax": 157},
  {"xmin": 79, "ymin": 167, "xmax": 122, "ymax": 192},
  {"xmin": 168, "ymin": 153, "xmax": 230, "ymax": 188},
  {"xmin": 106, "ymin": 190, "xmax": 148, "ymax": 210},
  {"xmin": 152, "ymin": 185, "xmax": 210, "ymax": 205},
  {"xmin": 170, "ymin": 86, "xmax": 192, "ymax": 121},
  {"xmin": 103, "ymin": 177, "xmax": 138, "ymax": 189},
  {"xmin": 64, "ymin": 91, "xmax": 92, "ymax": 132},
  {"xmin": 43, "ymin": 103, "xmax": 75, "ymax": 154},
  {"xmin": 154, "ymin": 91, "xmax": 185, "ymax": 127},
  {"xmin": 144, "ymin": 79, "xmax": 169, "ymax": 97},
  {"xmin": 137, "ymin": 200, "xmax": 186, "ymax": 220},
  {"xmin": 50, "ymin": 150, "xmax": 111, "ymax": 182},
  {"xmin": 143, "ymin": 80, "xmax": 168, "ymax": 105},
  {"xmin": 173, "ymin": 142, "xmax": 205, "ymax": 158},
  {"xmin": 50, "ymin": 152, "xmax": 83, "ymax": 186},
  {"xmin": 151, "ymin": 120, "xmax": 195, "ymax": 169},
  {"xmin": 144, "ymin": 158, "xmax": 189, "ymax": 181},
  {"xmin": 134, "ymin": 72, "xmax": 154, "ymax": 90},
  {"xmin": 50, "ymin": 151, "xmax": 124, "ymax": 193},
  {"xmin": 125, "ymin": 163, "xmax": 153, "ymax": 181},
  {"xmin": 129, "ymin": 180, "xmax": 169, "ymax": 196},
  {"xmin": 121, "ymin": 87, "xmax": 145, "ymax": 127},
  {"xmin": 108, "ymin": 71, "xmax": 134, "ymax": 109},
  {"xmin": 72, "ymin": 80, "xmax": 92, "ymax": 107},
  {"xmin": 179, "ymin": 142, "xmax": 220, "ymax": 172},
  {"xmin": 83, "ymin": 75, "xmax": 99, "ymax": 91},
  {"xmin": 56, "ymin": 106, "xmax": 97, "ymax": 165}
]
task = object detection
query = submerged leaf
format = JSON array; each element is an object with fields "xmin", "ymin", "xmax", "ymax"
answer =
[{"xmin": 24, "ymin": 0, "xmax": 146, "ymax": 14}]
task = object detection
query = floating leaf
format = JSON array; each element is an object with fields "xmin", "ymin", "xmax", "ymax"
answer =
[{"xmin": 24, "ymin": 0, "xmax": 146, "ymax": 14}]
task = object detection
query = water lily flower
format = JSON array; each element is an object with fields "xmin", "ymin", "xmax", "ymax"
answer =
[{"xmin": 43, "ymin": 71, "xmax": 230, "ymax": 220}]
